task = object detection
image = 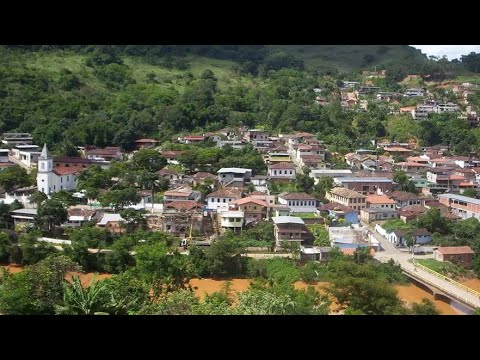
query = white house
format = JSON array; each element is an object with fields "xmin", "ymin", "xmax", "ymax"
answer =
[
  {"xmin": 268, "ymin": 162, "xmax": 296, "ymax": 180},
  {"xmin": 278, "ymin": 192, "xmax": 319, "ymax": 213},
  {"xmin": 218, "ymin": 209, "xmax": 244, "ymax": 233},
  {"xmin": 217, "ymin": 168, "xmax": 252, "ymax": 186},
  {"xmin": 37, "ymin": 144, "xmax": 79, "ymax": 195},
  {"xmin": 206, "ymin": 189, "xmax": 242, "ymax": 211},
  {"xmin": 10, "ymin": 144, "xmax": 41, "ymax": 169},
  {"xmin": 309, "ymin": 169, "xmax": 352, "ymax": 184}
]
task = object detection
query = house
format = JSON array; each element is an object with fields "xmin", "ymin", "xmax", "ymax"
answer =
[
  {"xmin": 309, "ymin": 169, "xmax": 353, "ymax": 185},
  {"xmin": 203, "ymin": 132, "xmax": 222, "ymax": 143},
  {"xmin": 328, "ymin": 226, "xmax": 378, "ymax": 250},
  {"xmin": 191, "ymin": 172, "xmax": 217, "ymax": 187},
  {"xmin": 300, "ymin": 246, "xmax": 331, "ymax": 262},
  {"xmin": 265, "ymin": 152, "xmax": 291, "ymax": 164},
  {"xmin": 96, "ymin": 213, "xmax": 125, "ymax": 234},
  {"xmin": 278, "ymin": 192, "xmax": 319, "ymax": 213},
  {"xmin": 84, "ymin": 147, "xmax": 123, "ymax": 162},
  {"xmin": 366, "ymin": 195, "xmax": 397, "ymax": 209},
  {"xmin": 433, "ymin": 246, "xmax": 474, "ymax": 268},
  {"xmin": 163, "ymin": 186, "xmax": 202, "ymax": 204},
  {"xmin": 299, "ymin": 155, "xmax": 326, "ymax": 170},
  {"xmin": 318, "ymin": 202, "xmax": 359, "ymax": 224},
  {"xmin": 271, "ymin": 204, "xmax": 291, "ymax": 217},
  {"xmin": 268, "ymin": 162, "xmax": 296, "ymax": 180},
  {"xmin": 334, "ymin": 177, "xmax": 393, "ymax": 195},
  {"xmin": 218, "ymin": 209, "xmax": 244, "ymax": 233},
  {"xmin": 244, "ymin": 129, "xmax": 269, "ymax": 143},
  {"xmin": 387, "ymin": 228, "xmax": 431, "ymax": 247},
  {"xmin": 229, "ymin": 197, "xmax": 268, "ymax": 224},
  {"xmin": 438, "ymin": 193, "xmax": 480, "ymax": 220},
  {"xmin": 217, "ymin": 168, "xmax": 252, "ymax": 186},
  {"xmin": 63, "ymin": 206, "xmax": 97, "ymax": 228},
  {"xmin": 2, "ymin": 133, "xmax": 33, "ymax": 145},
  {"xmin": 388, "ymin": 191, "xmax": 425, "ymax": 208},
  {"xmin": 11, "ymin": 208, "xmax": 38, "ymax": 230},
  {"xmin": 404, "ymin": 88, "xmax": 424, "ymax": 97},
  {"xmin": 0, "ymin": 149, "xmax": 10, "ymax": 163},
  {"xmin": 181, "ymin": 135, "xmax": 205, "ymax": 144},
  {"xmin": 360, "ymin": 207, "xmax": 398, "ymax": 223},
  {"xmin": 249, "ymin": 191, "xmax": 276, "ymax": 207},
  {"xmin": 325, "ymin": 187, "xmax": 366, "ymax": 211},
  {"xmin": 160, "ymin": 151, "xmax": 184, "ymax": 165},
  {"xmin": 296, "ymin": 145, "xmax": 325, "ymax": 161},
  {"xmin": 383, "ymin": 146, "xmax": 413, "ymax": 156},
  {"xmin": 134, "ymin": 138, "xmax": 158, "ymax": 150},
  {"xmin": 37, "ymin": 144, "xmax": 79, "ymax": 195},
  {"xmin": 162, "ymin": 200, "xmax": 204, "ymax": 236},
  {"xmin": 217, "ymin": 140, "xmax": 246, "ymax": 149},
  {"xmin": 10, "ymin": 144, "xmax": 41, "ymax": 169},
  {"xmin": 157, "ymin": 168, "xmax": 184, "ymax": 183},
  {"xmin": 272, "ymin": 216, "xmax": 310, "ymax": 249},
  {"xmin": 206, "ymin": 189, "xmax": 242, "ymax": 211}
]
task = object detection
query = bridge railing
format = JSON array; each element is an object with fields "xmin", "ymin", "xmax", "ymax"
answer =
[
  {"xmin": 414, "ymin": 262, "xmax": 480, "ymax": 298},
  {"xmin": 403, "ymin": 268, "xmax": 479, "ymax": 309}
]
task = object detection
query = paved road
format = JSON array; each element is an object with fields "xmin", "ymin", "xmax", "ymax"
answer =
[{"xmin": 367, "ymin": 224, "xmax": 480, "ymax": 309}]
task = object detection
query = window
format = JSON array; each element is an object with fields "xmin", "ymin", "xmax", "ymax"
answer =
[
  {"xmin": 53, "ymin": 185, "xmax": 56, "ymax": 190},
  {"xmin": 290, "ymin": 171, "xmax": 292, "ymax": 175},
  {"xmin": 210, "ymin": 198, "xmax": 214, "ymax": 203},
  {"xmin": 223, "ymin": 199, "xmax": 226, "ymax": 203},
  {"xmin": 217, "ymin": 199, "xmax": 220, "ymax": 203},
  {"xmin": 67, "ymin": 176, "xmax": 69, "ymax": 182},
  {"xmin": 274, "ymin": 170, "xmax": 277, "ymax": 175},
  {"xmin": 60, "ymin": 177, "xmax": 63, "ymax": 183}
]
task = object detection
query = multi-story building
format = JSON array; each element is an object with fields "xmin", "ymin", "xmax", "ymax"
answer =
[
  {"xmin": 387, "ymin": 191, "xmax": 425, "ymax": 208},
  {"xmin": 206, "ymin": 189, "xmax": 242, "ymax": 211},
  {"xmin": 278, "ymin": 192, "xmax": 319, "ymax": 213},
  {"xmin": 268, "ymin": 162, "xmax": 296, "ymax": 180},
  {"xmin": 218, "ymin": 209, "xmax": 244, "ymax": 233},
  {"xmin": 438, "ymin": 193, "xmax": 480, "ymax": 220},
  {"xmin": 272, "ymin": 216, "xmax": 310, "ymax": 249},
  {"xmin": 163, "ymin": 186, "xmax": 202, "ymax": 204},
  {"xmin": 217, "ymin": 168, "xmax": 252, "ymax": 186},
  {"xmin": 162, "ymin": 200, "xmax": 204, "ymax": 235},
  {"xmin": 244, "ymin": 129, "xmax": 269, "ymax": 143},
  {"xmin": 229, "ymin": 197, "xmax": 268, "ymax": 223},
  {"xmin": 333, "ymin": 177, "xmax": 393, "ymax": 195},
  {"xmin": 326, "ymin": 187, "xmax": 366, "ymax": 211}
]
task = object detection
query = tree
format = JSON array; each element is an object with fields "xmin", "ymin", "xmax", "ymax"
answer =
[
  {"xmin": 417, "ymin": 208, "xmax": 452, "ymax": 235},
  {"xmin": 0, "ymin": 231, "xmax": 12, "ymax": 263},
  {"xmin": 19, "ymin": 231, "xmax": 59, "ymax": 265},
  {"xmin": 51, "ymin": 190, "xmax": 77, "ymax": 207},
  {"xmin": 462, "ymin": 188, "xmax": 478, "ymax": 199},
  {"xmin": 55, "ymin": 275, "xmax": 108, "ymax": 315},
  {"xmin": 393, "ymin": 170, "xmax": 418, "ymax": 193},
  {"xmin": 99, "ymin": 187, "xmax": 141, "ymax": 212},
  {"xmin": 295, "ymin": 173, "xmax": 315, "ymax": 193},
  {"xmin": 119, "ymin": 208, "xmax": 147, "ymax": 233},
  {"xmin": 137, "ymin": 171, "xmax": 167, "ymax": 212},
  {"xmin": 131, "ymin": 149, "xmax": 166, "ymax": 173},
  {"xmin": 29, "ymin": 191, "xmax": 48, "ymax": 207},
  {"xmin": 35, "ymin": 199, "xmax": 68, "ymax": 234},
  {"xmin": 204, "ymin": 237, "xmax": 247, "ymax": 277},
  {"xmin": 102, "ymin": 271, "xmax": 150, "ymax": 314},
  {"xmin": 0, "ymin": 255, "xmax": 79, "ymax": 314},
  {"xmin": 0, "ymin": 166, "xmax": 31, "ymax": 193},
  {"xmin": 410, "ymin": 298, "xmax": 439, "ymax": 315},
  {"xmin": 313, "ymin": 176, "xmax": 334, "ymax": 200}
]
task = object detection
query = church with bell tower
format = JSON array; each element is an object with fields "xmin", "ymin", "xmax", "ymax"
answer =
[{"xmin": 37, "ymin": 144, "xmax": 79, "ymax": 195}]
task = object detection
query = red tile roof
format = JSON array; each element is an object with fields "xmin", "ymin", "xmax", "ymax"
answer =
[
  {"xmin": 268, "ymin": 162, "xmax": 296, "ymax": 170},
  {"xmin": 207, "ymin": 189, "xmax": 242, "ymax": 198},
  {"xmin": 165, "ymin": 200, "xmax": 203, "ymax": 211},
  {"xmin": 184, "ymin": 135, "xmax": 204, "ymax": 141},
  {"xmin": 280, "ymin": 192, "xmax": 318, "ymax": 200},
  {"xmin": 53, "ymin": 167, "xmax": 80, "ymax": 175},
  {"xmin": 161, "ymin": 151, "xmax": 184, "ymax": 158},
  {"xmin": 230, "ymin": 197, "xmax": 268, "ymax": 207},
  {"xmin": 436, "ymin": 246, "xmax": 474, "ymax": 255},
  {"xmin": 366, "ymin": 195, "xmax": 397, "ymax": 205}
]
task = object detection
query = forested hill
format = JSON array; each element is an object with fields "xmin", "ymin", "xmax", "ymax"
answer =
[{"xmin": 0, "ymin": 45, "xmax": 473, "ymax": 155}]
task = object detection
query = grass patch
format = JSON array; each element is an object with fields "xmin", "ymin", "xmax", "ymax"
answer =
[
  {"xmin": 296, "ymin": 213, "xmax": 318, "ymax": 219},
  {"xmin": 381, "ymin": 219, "xmax": 415, "ymax": 232},
  {"xmin": 416, "ymin": 259, "xmax": 469, "ymax": 280}
]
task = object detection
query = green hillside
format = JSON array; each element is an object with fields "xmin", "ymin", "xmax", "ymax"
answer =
[{"xmin": 269, "ymin": 45, "xmax": 429, "ymax": 71}]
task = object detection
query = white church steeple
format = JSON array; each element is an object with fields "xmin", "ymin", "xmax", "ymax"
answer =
[{"xmin": 37, "ymin": 143, "xmax": 53, "ymax": 194}]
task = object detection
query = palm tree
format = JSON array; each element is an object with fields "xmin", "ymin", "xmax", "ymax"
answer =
[
  {"xmin": 138, "ymin": 171, "xmax": 161, "ymax": 213},
  {"xmin": 55, "ymin": 275, "xmax": 108, "ymax": 315}
]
